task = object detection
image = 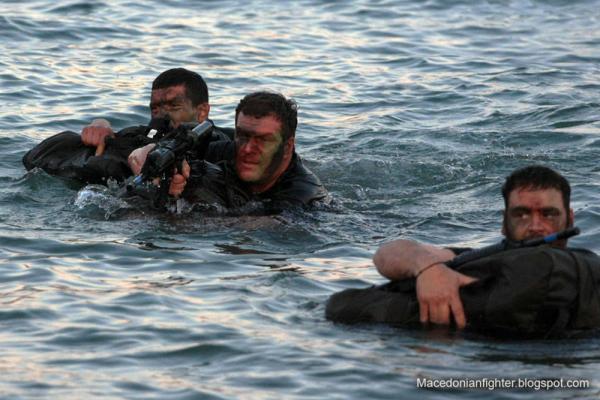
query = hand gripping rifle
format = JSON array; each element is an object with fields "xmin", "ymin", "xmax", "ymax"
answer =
[
  {"xmin": 126, "ymin": 120, "xmax": 214, "ymax": 209},
  {"xmin": 445, "ymin": 226, "xmax": 580, "ymax": 269}
]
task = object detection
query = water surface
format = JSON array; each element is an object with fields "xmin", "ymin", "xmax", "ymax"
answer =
[{"xmin": 1, "ymin": 0, "xmax": 600, "ymax": 398}]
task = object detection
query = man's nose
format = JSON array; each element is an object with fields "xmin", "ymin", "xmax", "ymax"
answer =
[
  {"xmin": 240, "ymin": 138, "xmax": 258, "ymax": 153},
  {"xmin": 153, "ymin": 104, "xmax": 171, "ymax": 116},
  {"xmin": 528, "ymin": 213, "xmax": 546, "ymax": 234}
]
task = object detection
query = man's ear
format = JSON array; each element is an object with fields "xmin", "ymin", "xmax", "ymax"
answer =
[
  {"xmin": 568, "ymin": 208, "xmax": 575, "ymax": 227},
  {"xmin": 196, "ymin": 103, "xmax": 210, "ymax": 123},
  {"xmin": 284, "ymin": 137, "xmax": 295, "ymax": 157},
  {"xmin": 501, "ymin": 211, "xmax": 507, "ymax": 235}
]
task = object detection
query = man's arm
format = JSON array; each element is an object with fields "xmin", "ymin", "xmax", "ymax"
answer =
[
  {"xmin": 373, "ymin": 239, "xmax": 477, "ymax": 329},
  {"xmin": 373, "ymin": 239, "xmax": 456, "ymax": 280}
]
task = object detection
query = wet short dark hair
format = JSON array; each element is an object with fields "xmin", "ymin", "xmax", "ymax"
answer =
[
  {"xmin": 235, "ymin": 92, "xmax": 298, "ymax": 141},
  {"xmin": 502, "ymin": 165, "xmax": 571, "ymax": 211},
  {"xmin": 151, "ymin": 68, "xmax": 208, "ymax": 106}
]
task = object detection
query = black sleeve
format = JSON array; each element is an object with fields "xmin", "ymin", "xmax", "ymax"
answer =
[
  {"xmin": 182, "ymin": 160, "xmax": 230, "ymax": 207},
  {"xmin": 184, "ymin": 124, "xmax": 234, "ymax": 163},
  {"xmin": 203, "ymin": 140, "xmax": 235, "ymax": 164},
  {"xmin": 447, "ymin": 247, "xmax": 472, "ymax": 256}
]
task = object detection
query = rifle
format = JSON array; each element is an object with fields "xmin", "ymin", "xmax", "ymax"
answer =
[
  {"xmin": 445, "ymin": 227, "xmax": 580, "ymax": 269},
  {"xmin": 126, "ymin": 120, "xmax": 214, "ymax": 209}
]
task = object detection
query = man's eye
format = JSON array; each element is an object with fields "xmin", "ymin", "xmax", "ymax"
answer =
[
  {"xmin": 543, "ymin": 210, "xmax": 559, "ymax": 219},
  {"xmin": 512, "ymin": 210, "xmax": 528, "ymax": 219}
]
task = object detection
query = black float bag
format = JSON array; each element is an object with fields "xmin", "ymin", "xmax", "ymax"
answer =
[
  {"xmin": 22, "ymin": 126, "xmax": 156, "ymax": 184},
  {"xmin": 326, "ymin": 247, "xmax": 600, "ymax": 338},
  {"xmin": 22, "ymin": 119, "xmax": 234, "ymax": 185}
]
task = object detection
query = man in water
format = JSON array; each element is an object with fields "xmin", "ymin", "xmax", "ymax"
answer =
[
  {"xmin": 143, "ymin": 91, "xmax": 328, "ymax": 210},
  {"xmin": 373, "ymin": 165, "xmax": 575, "ymax": 329},
  {"xmin": 23, "ymin": 68, "xmax": 231, "ymax": 184}
]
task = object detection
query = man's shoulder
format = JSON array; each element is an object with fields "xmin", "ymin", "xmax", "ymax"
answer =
[
  {"xmin": 213, "ymin": 125, "xmax": 234, "ymax": 141},
  {"xmin": 266, "ymin": 153, "xmax": 328, "ymax": 207},
  {"xmin": 204, "ymin": 139, "xmax": 235, "ymax": 163},
  {"xmin": 566, "ymin": 247, "xmax": 598, "ymax": 257},
  {"xmin": 285, "ymin": 153, "xmax": 325, "ymax": 187}
]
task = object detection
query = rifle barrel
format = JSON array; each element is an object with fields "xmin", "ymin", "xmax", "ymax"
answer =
[{"xmin": 446, "ymin": 226, "xmax": 580, "ymax": 269}]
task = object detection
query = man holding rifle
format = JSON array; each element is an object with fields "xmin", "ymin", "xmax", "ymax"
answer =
[
  {"xmin": 132, "ymin": 91, "xmax": 328, "ymax": 211},
  {"xmin": 373, "ymin": 165, "xmax": 577, "ymax": 329}
]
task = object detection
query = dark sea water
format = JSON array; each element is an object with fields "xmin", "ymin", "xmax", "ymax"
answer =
[{"xmin": 1, "ymin": 0, "xmax": 600, "ymax": 398}]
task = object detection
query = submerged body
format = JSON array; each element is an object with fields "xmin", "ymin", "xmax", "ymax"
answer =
[{"xmin": 328, "ymin": 245, "xmax": 600, "ymax": 339}]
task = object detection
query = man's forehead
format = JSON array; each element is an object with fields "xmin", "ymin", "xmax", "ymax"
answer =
[
  {"xmin": 507, "ymin": 186, "xmax": 565, "ymax": 207},
  {"xmin": 238, "ymin": 111, "xmax": 281, "ymax": 122},
  {"xmin": 236, "ymin": 112, "xmax": 282, "ymax": 134},
  {"xmin": 151, "ymin": 85, "xmax": 186, "ymax": 100}
]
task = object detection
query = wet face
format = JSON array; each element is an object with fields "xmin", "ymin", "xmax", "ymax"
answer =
[
  {"xmin": 502, "ymin": 186, "xmax": 573, "ymax": 246},
  {"xmin": 235, "ymin": 112, "xmax": 293, "ymax": 192},
  {"xmin": 149, "ymin": 84, "xmax": 207, "ymax": 127}
]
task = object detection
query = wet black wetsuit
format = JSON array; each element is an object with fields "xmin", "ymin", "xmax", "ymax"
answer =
[
  {"xmin": 22, "ymin": 121, "xmax": 233, "ymax": 185},
  {"xmin": 183, "ymin": 141, "xmax": 328, "ymax": 212}
]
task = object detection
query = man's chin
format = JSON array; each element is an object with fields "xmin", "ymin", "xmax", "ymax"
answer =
[{"xmin": 236, "ymin": 168, "xmax": 259, "ymax": 183}]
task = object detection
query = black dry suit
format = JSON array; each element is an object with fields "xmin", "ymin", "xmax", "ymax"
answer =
[
  {"xmin": 326, "ymin": 246, "xmax": 600, "ymax": 339},
  {"xmin": 182, "ymin": 140, "xmax": 329, "ymax": 213},
  {"xmin": 22, "ymin": 120, "xmax": 233, "ymax": 185}
]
